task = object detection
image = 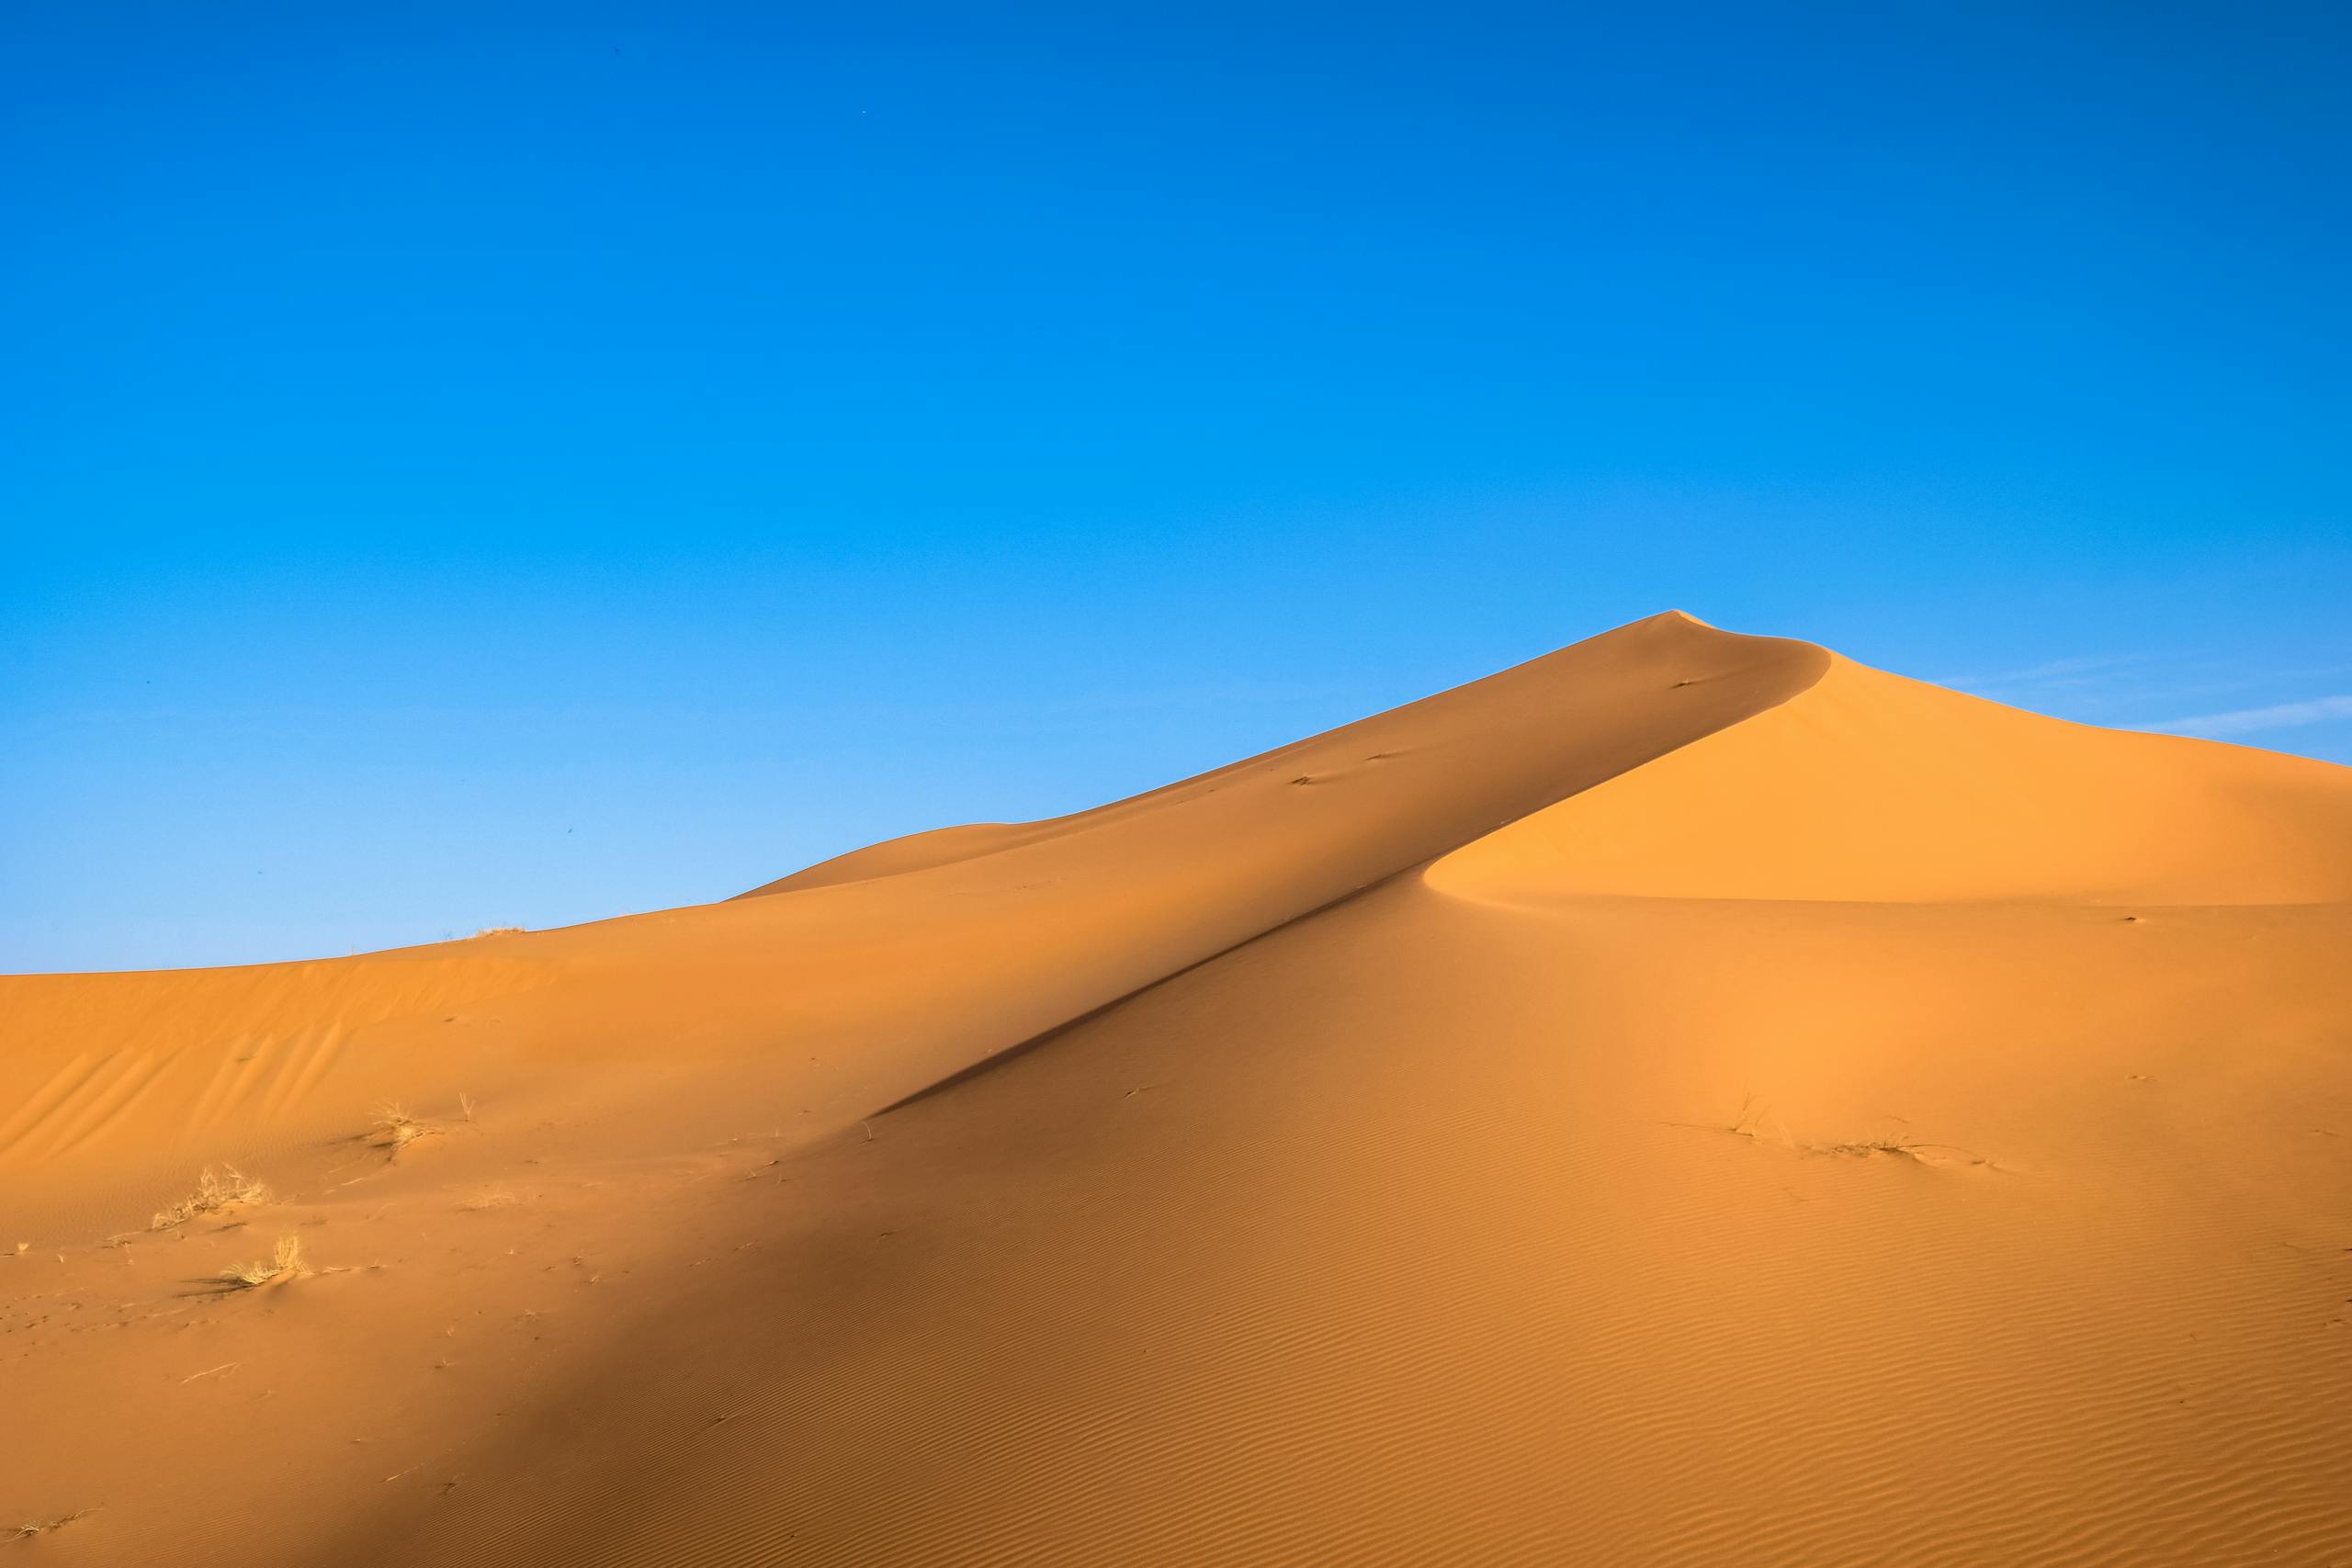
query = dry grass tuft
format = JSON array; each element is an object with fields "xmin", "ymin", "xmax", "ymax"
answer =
[
  {"xmin": 469, "ymin": 926, "xmax": 526, "ymax": 938},
  {"xmin": 1815, "ymin": 1134, "xmax": 1921, "ymax": 1158},
  {"xmin": 370, "ymin": 1103, "xmax": 437, "ymax": 1154},
  {"xmin": 10, "ymin": 1510, "xmax": 95, "ymax": 1540},
  {"xmin": 1811, "ymin": 1134, "xmax": 1994, "ymax": 1168},
  {"xmin": 219, "ymin": 1235, "xmax": 309, "ymax": 1290},
  {"xmin": 1727, "ymin": 1091, "xmax": 1769, "ymax": 1140},
  {"xmin": 153, "ymin": 1166, "xmax": 271, "ymax": 1230},
  {"xmin": 1676, "ymin": 1096, "xmax": 1993, "ymax": 1170}
]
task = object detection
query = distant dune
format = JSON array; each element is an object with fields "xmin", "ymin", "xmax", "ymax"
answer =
[{"xmin": 4, "ymin": 611, "xmax": 2347, "ymax": 1566}]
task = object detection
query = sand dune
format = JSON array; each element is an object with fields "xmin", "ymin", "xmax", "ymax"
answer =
[{"xmin": 4, "ymin": 611, "xmax": 2347, "ymax": 1565}]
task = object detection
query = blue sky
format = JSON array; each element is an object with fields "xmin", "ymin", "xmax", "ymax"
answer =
[{"xmin": 6, "ymin": 2, "xmax": 2347, "ymax": 972}]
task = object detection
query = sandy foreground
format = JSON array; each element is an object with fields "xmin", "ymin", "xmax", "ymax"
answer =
[{"xmin": 4, "ymin": 610, "xmax": 2348, "ymax": 1566}]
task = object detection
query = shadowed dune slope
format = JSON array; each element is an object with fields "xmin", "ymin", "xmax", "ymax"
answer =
[{"xmin": 4, "ymin": 612, "xmax": 2348, "ymax": 1568}]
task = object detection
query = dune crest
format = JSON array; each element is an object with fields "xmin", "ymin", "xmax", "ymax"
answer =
[
  {"xmin": 0, "ymin": 611, "xmax": 1823, "ymax": 1182},
  {"xmin": 5, "ymin": 613, "xmax": 2348, "ymax": 1567}
]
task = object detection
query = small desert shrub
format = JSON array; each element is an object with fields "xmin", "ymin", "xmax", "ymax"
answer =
[
  {"xmin": 153, "ymin": 1166, "xmax": 271, "ymax": 1230},
  {"xmin": 469, "ymin": 926, "xmax": 526, "ymax": 938},
  {"xmin": 219, "ymin": 1235, "xmax": 308, "ymax": 1289}
]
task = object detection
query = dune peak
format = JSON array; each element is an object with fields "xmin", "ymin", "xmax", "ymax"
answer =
[{"xmin": 5, "ymin": 613, "xmax": 2348, "ymax": 1568}]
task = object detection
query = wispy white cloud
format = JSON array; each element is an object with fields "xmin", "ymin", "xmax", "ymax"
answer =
[
  {"xmin": 2137, "ymin": 694, "xmax": 2352, "ymax": 739},
  {"xmin": 2148, "ymin": 662, "xmax": 2352, "ymax": 703},
  {"xmin": 1934, "ymin": 653, "xmax": 2147, "ymax": 693}
]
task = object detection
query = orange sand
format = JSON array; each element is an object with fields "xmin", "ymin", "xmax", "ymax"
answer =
[{"xmin": 4, "ymin": 611, "xmax": 2347, "ymax": 1564}]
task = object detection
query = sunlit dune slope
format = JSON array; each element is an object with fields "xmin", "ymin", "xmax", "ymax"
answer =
[
  {"xmin": 3, "ymin": 611, "xmax": 2347, "ymax": 1568},
  {"xmin": 1431, "ymin": 651, "xmax": 2352, "ymax": 905}
]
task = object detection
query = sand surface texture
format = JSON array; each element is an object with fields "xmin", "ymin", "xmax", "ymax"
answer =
[{"xmin": 5, "ymin": 612, "xmax": 2348, "ymax": 1565}]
